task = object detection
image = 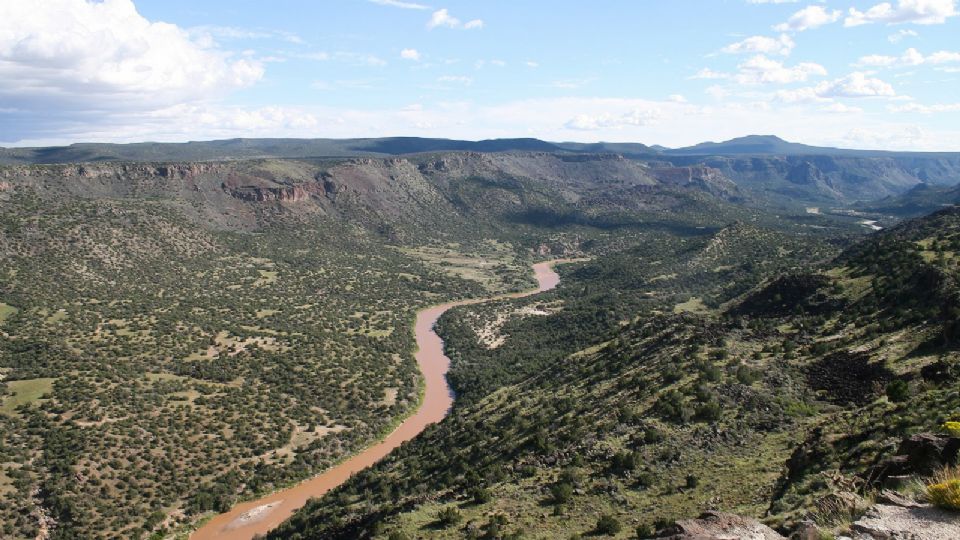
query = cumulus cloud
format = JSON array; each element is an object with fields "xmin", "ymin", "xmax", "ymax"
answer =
[
  {"xmin": 845, "ymin": 0, "xmax": 958, "ymax": 26},
  {"xmin": 734, "ymin": 55, "xmax": 827, "ymax": 84},
  {"xmin": 400, "ymin": 48, "xmax": 421, "ymax": 61},
  {"xmin": 774, "ymin": 6, "xmax": 842, "ymax": 32},
  {"xmin": 0, "ymin": 0, "xmax": 264, "ymax": 142},
  {"xmin": 773, "ymin": 72, "xmax": 897, "ymax": 104},
  {"xmin": 721, "ymin": 34, "xmax": 795, "ymax": 56},
  {"xmin": 856, "ymin": 47, "xmax": 960, "ymax": 67},
  {"xmin": 427, "ymin": 8, "xmax": 483, "ymax": 30},
  {"xmin": 816, "ymin": 72, "xmax": 897, "ymax": 97},
  {"xmin": 889, "ymin": 28, "xmax": 920, "ymax": 42},
  {"xmin": 565, "ymin": 108, "xmax": 664, "ymax": 130}
]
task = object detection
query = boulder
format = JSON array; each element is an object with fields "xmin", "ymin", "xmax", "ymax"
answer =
[
  {"xmin": 865, "ymin": 433, "xmax": 960, "ymax": 486},
  {"xmin": 897, "ymin": 433, "xmax": 949, "ymax": 475}
]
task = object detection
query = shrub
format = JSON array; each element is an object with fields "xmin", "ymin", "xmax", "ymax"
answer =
[
  {"xmin": 941, "ymin": 421, "xmax": 960, "ymax": 437},
  {"xmin": 596, "ymin": 514, "xmax": 621, "ymax": 535},
  {"xmin": 928, "ymin": 467, "xmax": 960, "ymax": 510},
  {"xmin": 885, "ymin": 380, "xmax": 909, "ymax": 402},
  {"xmin": 550, "ymin": 482, "xmax": 574, "ymax": 504},
  {"xmin": 469, "ymin": 486, "xmax": 492, "ymax": 504},
  {"xmin": 636, "ymin": 524, "xmax": 655, "ymax": 539},
  {"xmin": 436, "ymin": 506, "xmax": 462, "ymax": 528}
]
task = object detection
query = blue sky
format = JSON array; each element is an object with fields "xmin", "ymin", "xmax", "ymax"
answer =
[{"xmin": 1, "ymin": 0, "xmax": 959, "ymax": 149}]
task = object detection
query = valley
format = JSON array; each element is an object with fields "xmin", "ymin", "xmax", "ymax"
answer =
[
  {"xmin": 0, "ymin": 138, "xmax": 956, "ymax": 540},
  {"xmin": 191, "ymin": 260, "xmax": 568, "ymax": 540}
]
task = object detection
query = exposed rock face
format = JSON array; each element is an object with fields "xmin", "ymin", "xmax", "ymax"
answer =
[
  {"xmin": 0, "ymin": 152, "xmax": 745, "ymax": 236},
  {"xmin": 653, "ymin": 511, "xmax": 787, "ymax": 539},
  {"xmin": 852, "ymin": 502, "xmax": 960, "ymax": 539},
  {"xmin": 866, "ymin": 433, "xmax": 960, "ymax": 487},
  {"xmin": 666, "ymin": 154, "xmax": 960, "ymax": 204}
]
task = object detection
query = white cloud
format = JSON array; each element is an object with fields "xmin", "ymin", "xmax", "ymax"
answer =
[
  {"xmin": 845, "ymin": 0, "xmax": 958, "ymax": 26},
  {"xmin": 437, "ymin": 75, "xmax": 472, "ymax": 85},
  {"xmin": 10, "ymin": 95, "xmax": 960, "ymax": 152},
  {"xmin": 774, "ymin": 86, "xmax": 830, "ymax": 103},
  {"xmin": 734, "ymin": 55, "xmax": 827, "ymax": 84},
  {"xmin": 565, "ymin": 108, "xmax": 664, "ymax": 130},
  {"xmin": 815, "ymin": 72, "xmax": 897, "ymax": 97},
  {"xmin": 856, "ymin": 47, "xmax": 960, "ymax": 67},
  {"xmin": 747, "ymin": 0, "xmax": 800, "ymax": 3},
  {"xmin": 929, "ymin": 50, "xmax": 960, "ymax": 63},
  {"xmin": 525, "ymin": 61, "xmax": 540, "ymax": 68},
  {"xmin": 189, "ymin": 25, "xmax": 304, "ymax": 44},
  {"xmin": 369, "ymin": 0, "xmax": 430, "ymax": 9},
  {"xmin": 822, "ymin": 103, "xmax": 864, "ymax": 113},
  {"xmin": 774, "ymin": 6, "xmax": 842, "ymax": 32},
  {"xmin": 888, "ymin": 28, "xmax": 919, "ymax": 42},
  {"xmin": 427, "ymin": 9, "xmax": 483, "ymax": 30},
  {"xmin": 0, "ymin": 0, "xmax": 263, "ymax": 142},
  {"xmin": 889, "ymin": 102, "xmax": 960, "ymax": 113},
  {"xmin": 400, "ymin": 48, "xmax": 421, "ymax": 61},
  {"xmin": 668, "ymin": 94, "xmax": 688, "ymax": 103},
  {"xmin": 691, "ymin": 68, "xmax": 730, "ymax": 80},
  {"xmin": 721, "ymin": 34, "xmax": 795, "ymax": 56},
  {"xmin": 773, "ymin": 72, "xmax": 897, "ymax": 104}
]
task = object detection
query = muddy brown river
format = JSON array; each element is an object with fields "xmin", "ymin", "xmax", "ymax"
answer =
[{"xmin": 191, "ymin": 260, "xmax": 568, "ymax": 540}]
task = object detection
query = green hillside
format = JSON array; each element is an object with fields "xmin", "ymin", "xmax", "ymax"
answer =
[{"xmin": 268, "ymin": 208, "xmax": 960, "ymax": 540}]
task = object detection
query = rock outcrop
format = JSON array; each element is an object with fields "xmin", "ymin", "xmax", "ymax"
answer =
[{"xmin": 653, "ymin": 511, "xmax": 786, "ymax": 539}]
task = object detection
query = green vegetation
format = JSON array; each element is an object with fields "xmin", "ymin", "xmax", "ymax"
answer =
[
  {"xmin": 268, "ymin": 207, "xmax": 960, "ymax": 539},
  {"xmin": 0, "ymin": 378, "xmax": 55, "ymax": 415},
  {"xmin": 0, "ymin": 303, "xmax": 16, "ymax": 324},
  {"xmin": 927, "ymin": 467, "xmax": 960, "ymax": 510},
  {"xmin": 0, "ymin": 151, "xmax": 885, "ymax": 539}
]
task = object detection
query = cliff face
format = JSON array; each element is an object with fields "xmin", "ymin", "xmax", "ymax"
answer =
[
  {"xmin": 665, "ymin": 154, "xmax": 960, "ymax": 205},
  {"xmin": 0, "ymin": 152, "xmax": 742, "ymax": 234}
]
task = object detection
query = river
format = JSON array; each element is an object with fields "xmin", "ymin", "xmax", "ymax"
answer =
[{"xmin": 190, "ymin": 260, "xmax": 568, "ymax": 540}]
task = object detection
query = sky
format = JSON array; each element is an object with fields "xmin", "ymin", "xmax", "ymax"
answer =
[{"xmin": 0, "ymin": 0, "xmax": 959, "ymax": 150}]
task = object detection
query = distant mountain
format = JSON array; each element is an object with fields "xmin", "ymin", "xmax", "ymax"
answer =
[
  {"xmin": 861, "ymin": 182, "xmax": 960, "ymax": 217},
  {"xmin": 0, "ymin": 137, "xmax": 569, "ymax": 165},
  {"xmin": 665, "ymin": 134, "xmax": 958, "ymax": 158},
  {"xmin": 553, "ymin": 141, "xmax": 657, "ymax": 157}
]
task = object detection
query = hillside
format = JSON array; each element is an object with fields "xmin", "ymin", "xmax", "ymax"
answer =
[
  {"xmin": 5, "ymin": 137, "xmax": 959, "ymax": 209},
  {"xmin": 0, "ymin": 151, "xmax": 849, "ymax": 539},
  {"xmin": 268, "ymin": 208, "xmax": 960, "ymax": 540}
]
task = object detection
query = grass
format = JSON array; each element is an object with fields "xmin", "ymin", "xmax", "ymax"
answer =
[
  {"xmin": 0, "ymin": 302, "xmax": 16, "ymax": 324},
  {"xmin": 1, "ymin": 378, "xmax": 56, "ymax": 415},
  {"xmin": 673, "ymin": 296, "xmax": 709, "ymax": 314},
  {"xmin": 254, "ymin": 269, "xmax": 279, "ymax": 286}
]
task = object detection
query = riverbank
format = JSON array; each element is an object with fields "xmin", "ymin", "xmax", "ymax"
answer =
[{"xmin": 189, "ymin": 259, "xmax": 571, "ymax": 540}]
